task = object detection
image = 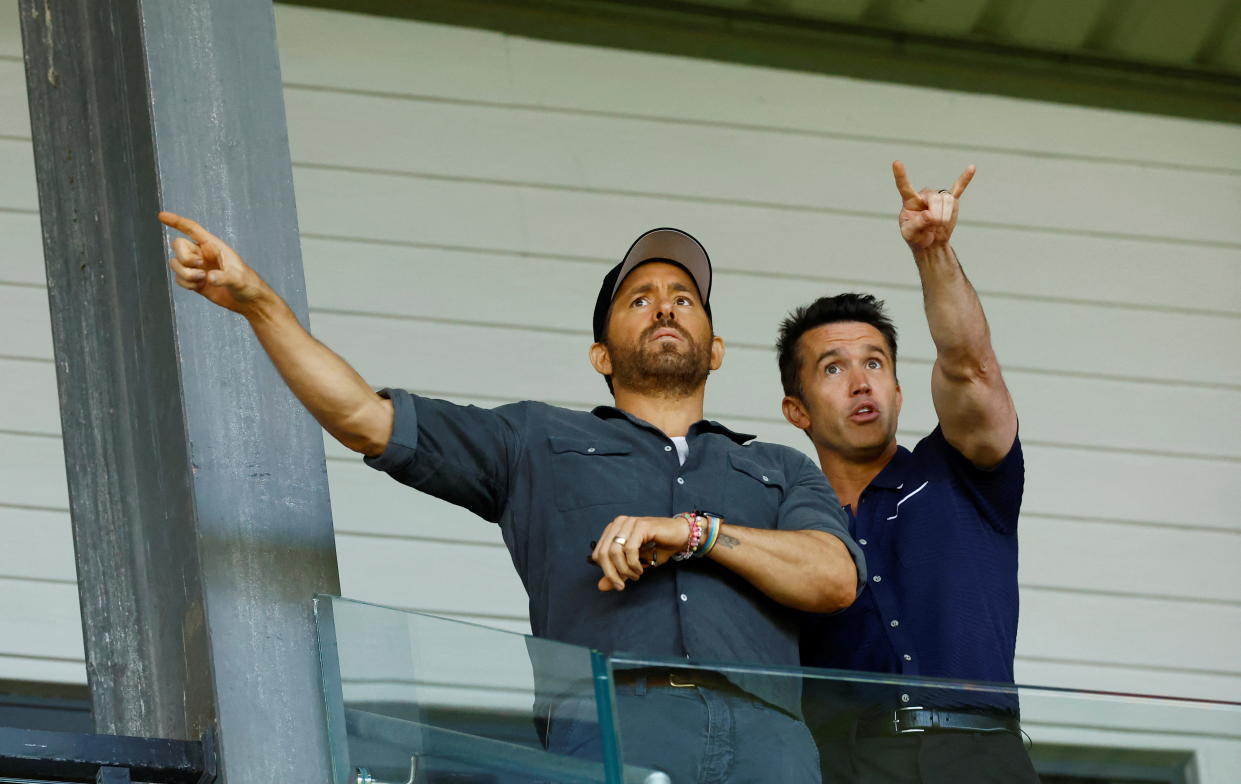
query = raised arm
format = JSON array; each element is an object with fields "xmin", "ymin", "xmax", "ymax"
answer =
[
  {"xmin": 892, "ymin": 162, "xmax": 1017, "ymax": 468},
  {"xmin": 160, "ymin": 212, "xmax": 393, "ymax": 456}
]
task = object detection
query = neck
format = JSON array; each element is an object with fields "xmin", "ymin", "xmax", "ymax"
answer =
[
  {"xmin": 610, "ymin": 384, "xmax": 706, "ymax": 438},
  {"xmin": 815, "ymin": 439, "xmax": 899, "ymax": 510}
]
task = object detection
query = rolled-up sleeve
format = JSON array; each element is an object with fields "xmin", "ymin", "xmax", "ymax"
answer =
[
  {"xmin": 364, "ymin": 389, "xmax": 524, "ymax": 523},
  {"xmin": 777, "ymin": 455, "xmax": 867, "ymax": 595}
]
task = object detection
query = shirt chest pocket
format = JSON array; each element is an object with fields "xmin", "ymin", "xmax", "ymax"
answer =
[
  {"xmin": 547, "ymin": 436, "xmax": 641, "ymax": 512},
  {"xmin": 722, "ymin": 453, "xmax": 786, "ymax": 527}
]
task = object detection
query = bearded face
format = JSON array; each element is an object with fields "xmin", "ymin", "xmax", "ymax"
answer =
[{"xmin": 607, "ymin": 316, "xmax": 714, "ymax": 398}]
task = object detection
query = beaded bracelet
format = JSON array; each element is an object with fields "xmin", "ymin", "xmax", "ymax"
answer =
[
  {"xmin": 671, "ymin": 512, "xmax": 701, "ymax": 561},
  {"xmin": 692, "ymin": 511, "xmax": 724, "ymax": 558}
]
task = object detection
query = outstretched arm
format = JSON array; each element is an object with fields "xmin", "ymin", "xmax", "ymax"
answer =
[
  {"xmin": 160, "ymin": 212, "xmax": 393, "ymax": 456},
  {"xmin": 892, "ymin": 162, "xmax": 1017, "ymax": 468}
]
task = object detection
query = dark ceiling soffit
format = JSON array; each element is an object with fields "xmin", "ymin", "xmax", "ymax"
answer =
[{"xmin": 281, "ymin": 0, "xmax": 1241, "ymax": 125}]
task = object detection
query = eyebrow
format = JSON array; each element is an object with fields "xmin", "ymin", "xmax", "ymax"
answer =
[{"xmin": 815, "ymin": 343, "xmax": 890, "ymax": 364}]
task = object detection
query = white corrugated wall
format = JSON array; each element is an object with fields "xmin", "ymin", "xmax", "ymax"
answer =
[{"xmin": 2, "ymin": 2, "xmax": 1240, "ymax": 774}]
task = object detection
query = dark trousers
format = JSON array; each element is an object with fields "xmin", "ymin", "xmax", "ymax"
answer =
[
  {"xmin": 818, "ymin": 733, "xmax": 1040, "ymax": 784},
  {"xmin": 547, "ymin": 680, "xmax": 822, "ymax": 783}
]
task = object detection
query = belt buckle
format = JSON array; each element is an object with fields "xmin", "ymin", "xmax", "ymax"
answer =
[
  {"xmin": 893, "ymin": 706, "xmax": 926, "ymax": 735},
  {"xmin": 667, "ymin": 672, "xmax": 697, "ymax": 688}
]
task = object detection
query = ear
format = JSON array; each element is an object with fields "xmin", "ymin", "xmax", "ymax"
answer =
[
  {"xmin": 782, "ymin": 395, "xmax": 811, "ymax": 431},
  {"xmin": 709, "ymin": 335, "xmax": 725, "ymax": 371},
  {"xmin": 894, "ymin": 381, "xmax": 903, "ymax": 417},
  {"xmin": 589, "ymin": 342, "xmax": 612, "ymax": 377}
]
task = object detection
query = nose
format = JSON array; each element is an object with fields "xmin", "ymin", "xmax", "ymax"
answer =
[{"xmin": 849, "ymin": 370, "xmax": 871, "ymax": 396}]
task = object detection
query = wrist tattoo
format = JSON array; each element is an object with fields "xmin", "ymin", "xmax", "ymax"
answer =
[{"xmin": 717, "ymin": 533, "xmax": 740, "ymax": 550}]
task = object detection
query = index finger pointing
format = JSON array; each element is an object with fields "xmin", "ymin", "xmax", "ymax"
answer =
[
  {"xmin": 158, "ymin": 211, "xmax": 216, "ymax": 245},
  {"xmin": 891, "ymin": 160, "xmax": 922, "ymax": 205},
  {"xmin": 951, "ymin": 165, "xmax": 976, "ymax": 199}
]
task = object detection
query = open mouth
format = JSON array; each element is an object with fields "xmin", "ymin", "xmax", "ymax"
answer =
[
  {"xmin": 648, "ymin": 327, "xmax": 685, "ymax": 343},
  {"xmin": 849, "ymin": 403, "xmax": 880, "ymax": 423}
]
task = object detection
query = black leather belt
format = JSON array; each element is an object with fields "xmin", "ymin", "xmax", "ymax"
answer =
[
  {"xmin": 855, "ymin": 707, "xmax": 1021, "ymax": 738},
  {"xmin": 612, "ymin": 668, "xmax": 747, "ymax": 697}
]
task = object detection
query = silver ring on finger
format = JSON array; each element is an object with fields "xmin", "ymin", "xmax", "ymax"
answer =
[{"xmin": 612, "ymin": 536, "xmax": 627, "ymax": 546}]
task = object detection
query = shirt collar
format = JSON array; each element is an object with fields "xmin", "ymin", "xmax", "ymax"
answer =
[
  {"xmin": 590, "ymin": 405, "xmax": 755, "ymax": 445},
  {"xmin": 867, "ymin": 444, "xmax": 916, "ymax": 490}
]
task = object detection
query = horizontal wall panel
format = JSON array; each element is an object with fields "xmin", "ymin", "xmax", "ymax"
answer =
[
  {"xmin": 0, "ymin": 212, "xmax": 45, "ymax": 285},
  {"xmin": 0, "ymin": 59, "xmax": 29, "ymax": 138},
  {"xmin": 1016, "ymin": 656, "xmax": 1241, "ymax": 704},
  {"xmin": 290, "ymin": 170, "xmax": 1241, "ymax": 386},
  {"xmin": 0, "ymin": 578, "xmax": 84, "ymax": 662},
  {"xmin": 335, "ymin": 535, "xmax": 528, "ymax": 619},
  {"xmin": 283, "ymin": 87, "xmax": 1241, "ymax": 246},
  {"xmin": 327, "ymin": 453, "xmax": 506, "ymax": 546},
  {"xmin": 0, "ymin": 285, "xmax": 54, "ymax": 358},
  {"xmin": 0, "ymin": 434, "xmax": 68, "ymax": 510},
  {"xmin": 0, "ymin": 356, "xmax": 57, "ymax": 435},
  {"xmin": 272, "ymin": 6, "xmax": 1241, "ymax": 171},
  {"xmin": 0, "ymin": 654, "xmax": 86, "ymax": 685},
  {"xmin": 1017, "ymin": 589, "xmax": 1241, "ymax": 679},
  {"xmin": 0, "ymin": 506, "xmax": 76, "ymax": 582},
  {"xmin": 0, "ymin": 138, "xmax": 35, "ymax": 210},
  {"xmin": 1019, "ymin": 516, "xmax": 1241, "ymax": 605},
  {"xmin": 0, "ymin": 21, "xmax": 18, "ymax": 58}
]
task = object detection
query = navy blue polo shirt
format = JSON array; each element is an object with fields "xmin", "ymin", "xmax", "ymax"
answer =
[
  {"xmin": 365, "ymin": 389, "xmax": 866, "ymax": 715},
  {"xmin": 802, "ymin": 426, "xmax": 1023, "ymax": 710}
]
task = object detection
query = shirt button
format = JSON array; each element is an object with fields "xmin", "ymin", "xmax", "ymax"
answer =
[
  {"xmin": 680, "ymin": 594, "xmax": 688, "ymax": 602},
  {"xmin": 903, "ymin": 654, "xmax": 913, "ymax": 662},
  {"xmin": 859, "ymin": 538, "xmax": 868, "ymax": 546},
  {"xmin": 664, "ymin": 445, "xmax": 673, "ymax": 452},
  {"xmin": 872, "ymin": 575, "xmax": 882, "ymax": 583},
  {"xmin": 676, "ymin": 477, "xmax": 685, "ymax": 485},
  {"xmin": 890, "ymin": 620, "xmax": 900, "ymax": 628},
  {"xmin": 900, "ymin": 693, "xmax": 910, "ymax": 703},
  {"xmin": 761, "ymin": 475, "xmax": 769, "ymax": 482},
  {"xmin": 587, "ymin": 447, "xmax": 596, "ymax": 453}
]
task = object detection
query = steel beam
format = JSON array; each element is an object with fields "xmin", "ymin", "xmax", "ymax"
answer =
[{"xmin": 18, "ymin": 1, "xmax": 340, "ymax": 781}]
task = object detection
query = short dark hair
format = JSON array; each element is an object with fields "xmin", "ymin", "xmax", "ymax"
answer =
[{"xmin": 776, "ymin": 293, "xmax": 898, "ymax": 398}]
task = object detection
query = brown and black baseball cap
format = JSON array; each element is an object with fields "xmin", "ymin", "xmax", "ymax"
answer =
[{"xmin": 592, "ymin": 227, "xmax": 713, "ymax": 343}]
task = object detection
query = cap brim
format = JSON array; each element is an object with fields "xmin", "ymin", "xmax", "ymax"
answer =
[{"xmin": 613, "ymin": 228, "xmax": 711, "ymax": 305}]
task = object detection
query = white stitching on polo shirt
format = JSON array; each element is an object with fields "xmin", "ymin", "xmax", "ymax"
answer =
[{"xmin": 886, "ymin": 481, "xmax": 929, "ymax": 521}]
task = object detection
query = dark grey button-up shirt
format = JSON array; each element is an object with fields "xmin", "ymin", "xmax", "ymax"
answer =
[{"xmin": 365, "ymin": 389, "xmax": 865, "ymax": 714}]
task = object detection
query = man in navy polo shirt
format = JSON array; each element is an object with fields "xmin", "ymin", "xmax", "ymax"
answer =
[{"xmin": 777, "ymin": 162, "xmax": 1040, "ymax": 783}]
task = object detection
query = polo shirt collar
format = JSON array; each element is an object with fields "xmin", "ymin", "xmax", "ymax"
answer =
[
  {"xmin": 867, "ymin": 444, "xmax": 916, "ymax": 490},
  {"xmin": 590, "ymin": 405, "xmax": 755, "ymax": 445}
]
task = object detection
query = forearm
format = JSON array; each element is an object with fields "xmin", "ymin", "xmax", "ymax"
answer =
[
  {"xmin": 913, "ymin": 244, "xmax": 997, "ymax": 378},
  {"xmin": 245, "ymin": 295, "xmax": 392, "ymax": 456},
  {"xmin": 707, "ymin": 526, "xmax": 856, "ymax": 613}
]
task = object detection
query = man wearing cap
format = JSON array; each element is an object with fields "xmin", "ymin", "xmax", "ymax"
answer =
[{"xmin": 159, "ymin": 211, "xmax": 865, "ymax": 783}]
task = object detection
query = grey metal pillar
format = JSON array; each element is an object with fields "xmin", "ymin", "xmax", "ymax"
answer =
[{"xmin": 18, "ymin": 1, "xmax": 340, "ymax": 781}]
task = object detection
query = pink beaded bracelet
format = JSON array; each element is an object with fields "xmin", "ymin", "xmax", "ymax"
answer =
[{"xmin": 672, "ymin": 512, "xmax": 701, "ymax": 561}]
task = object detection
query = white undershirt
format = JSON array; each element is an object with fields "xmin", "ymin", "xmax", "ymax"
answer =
[{"xmin": 671, "ymin": 436, "xmax": 689, "ymax": 466}]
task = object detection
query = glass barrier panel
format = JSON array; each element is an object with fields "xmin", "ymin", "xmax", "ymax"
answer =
[
  {"xmin": 313, "ymin": 595, "xmax": 669, "ymax": 784},
  {"xmin": 608, "ymin": 654, "xmax": 1241, "ymax": 783}
]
